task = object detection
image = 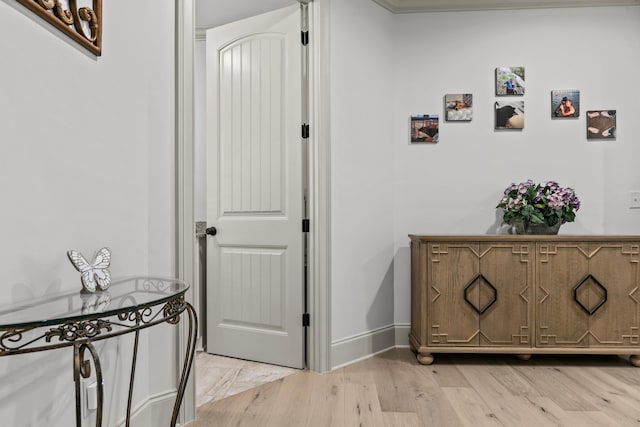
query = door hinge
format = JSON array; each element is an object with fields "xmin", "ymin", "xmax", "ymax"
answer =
[
  {"xmin": 301, "ymin": 30, "xmax": 309, "ymax": 46},
  {"xmin": 302, "ymin": 313, "xmax": 310, "ymax": 327},
  {"xmin": 302, "ymin": 124, "xmax": 309, "ymax": 139},
  {"xmin": 302, "ymin": 219, "xmax": 310, "ymax": 233}
]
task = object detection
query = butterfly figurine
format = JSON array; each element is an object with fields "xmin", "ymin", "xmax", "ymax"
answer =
[{"xmin": 67, "ymin": 247, "xmax": 112, "ymax": 292}]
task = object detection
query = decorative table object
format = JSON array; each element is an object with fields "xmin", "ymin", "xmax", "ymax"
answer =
[
  {"xmin": 496, "ymin": 180, "xmax": 580, "ymax": 235},
  {"xmin": 0, "ymin": 277, "xmax": 196, "ymax": 427},
  {"xmin": 67, "ymin": 247, "xmax": 111, "ymax": 292},
  {"xmin": 511, "ymin": 219, "xmax": 562, "ymax": 235}
]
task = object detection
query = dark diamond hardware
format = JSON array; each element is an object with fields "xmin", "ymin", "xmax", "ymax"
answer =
[
  {"xmin": 573, "ymin": 274, "xmax": 608, "ymax": 316},
  {"xmin": 463, "ymin": 274, "xmax": 498, "ymax": 315}
]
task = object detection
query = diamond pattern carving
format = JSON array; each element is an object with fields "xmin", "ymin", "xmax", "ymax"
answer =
[
  {"xmin": 573, "ymin": 274, "xmax": 607, "ymax": 316},
  {"xmin": 463, "ymin": 274, "xmax": 497, "ymax": 315}
]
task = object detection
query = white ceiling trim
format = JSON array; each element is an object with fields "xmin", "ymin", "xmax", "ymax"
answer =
[{"xmin": 371, "ymin": 0, "xmax": 640, "ymax": 13}]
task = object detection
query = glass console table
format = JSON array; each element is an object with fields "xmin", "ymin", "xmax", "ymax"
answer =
[{"xmin": 0, "ymin": 277, "xmax": 197, "ymax": 427}]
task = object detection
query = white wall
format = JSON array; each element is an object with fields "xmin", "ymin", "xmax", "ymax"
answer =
[
  {"xmin": 327, "ymin": 3, "xmax": 640, "ymax": 366},
  {"xmin": 391, "ymin": 6, "xmax": 640, "ymax": 326},
  {"xmin": 330, "ymin": 0, "xmax": 396, "ymax": 350},
  {"xmin": 0, "ymin": 0, "xmax": 177, "ymax": 425}
]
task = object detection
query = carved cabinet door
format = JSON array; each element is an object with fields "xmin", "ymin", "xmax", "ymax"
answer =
[
  {"xmin": 537, "ymin": 241, "xmax": 640, "ymax": 348},
  {"xmin": 586, "ymin": 243, "xmax": 640, "ymax": 347},
  {"xmin": 427, "ymin": 242, "xmax": 533, "ymax": 347},
  {"xmin": 537, "ymin": 242, "xmax": 591, "ymax": 347},
  {"xmin": 477, "ymin": 243, "xmax": 533, "ymax": 347},
  {"xmin": 428, "ymin": 243, "xmax": 480, "ymax": 346}
]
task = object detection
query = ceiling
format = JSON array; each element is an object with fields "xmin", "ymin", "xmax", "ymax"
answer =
[
  {"xmin": 195, "ymin": 0, "xmax": 639, "ymax": 29},
  {"xmin": 195, "ymin": 0, "xmax": 296, "ymax": 30},
  {"xmin": 372, "ymin": 0, "xmax": 639, "ymax": 12}
]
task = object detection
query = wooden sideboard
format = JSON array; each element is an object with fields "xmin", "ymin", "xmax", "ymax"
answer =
[{"xmin": 409, "ymin": 235, "xmax": 640, "ymax": 366}]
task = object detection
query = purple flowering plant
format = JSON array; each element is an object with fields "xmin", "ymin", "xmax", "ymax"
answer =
[{"xmin": 496, "ymin": 180, "xmax": 581, "ymax": 227}]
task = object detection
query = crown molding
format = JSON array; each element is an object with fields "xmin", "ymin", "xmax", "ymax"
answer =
[{"xmin": 371, "ymin": 0, "xmax": 639, "ymax": 13}]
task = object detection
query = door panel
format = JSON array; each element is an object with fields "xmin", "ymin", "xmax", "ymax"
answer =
[
  {"xmin": 588, "ymin": 243, "xmax": 640, "ymax": 346},
  {"xmin": 428, "ymin": 243, "xmax": 480, "ymax": 346},
  {"xmin": 536, "ymin": 243, "xmax": 590, "ymax": 347},
  {"xmin": 206, "ymin": 4, "xmax": 303, "ymax": 368},
  {"xmin": 219, "ymin": 247, "xmax": 285, "ymax": 330},
  {"xmin": 219, "ymin": 36, "xmax": 285, "ymax": 215},
  {"xmin": 479, "ymin": 244, "xmax": 532, "ymax": 347}
]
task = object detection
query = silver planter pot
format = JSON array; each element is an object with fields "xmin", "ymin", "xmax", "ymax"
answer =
[{"xmin": 512, "ymin": 220, "xmax": 561, "ymax": 235}]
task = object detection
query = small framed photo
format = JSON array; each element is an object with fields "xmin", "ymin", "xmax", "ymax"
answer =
[
  {"xmin": 587, "ymin": 110, "xmax": 616, "ymax": 139},
  {"xmin": 445, "ymin": 94, "xmax": 473, "ymax": 121},
  {"xmin": 495, "ymin": 101, "xmax": 524, "ymax": 129},
  {"xmin": 496, "ymin": 66, "xmax": 525, "ymax": 96},
  {"xmin": 411, "ymin": 115, "xmax": 439, "ymax": 143},
  {"xmin": 552, "ymin": 90, "xmax": 580, "ymax": 118}
]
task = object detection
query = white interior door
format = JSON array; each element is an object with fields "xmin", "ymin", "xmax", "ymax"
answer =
[{"xmin": 205, "ymin": 4, "xmax": 304, "ymax": 369}]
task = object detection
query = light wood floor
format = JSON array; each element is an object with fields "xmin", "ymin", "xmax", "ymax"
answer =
[{"xmin": 188, "ymin": 348, "xmax": 640, "ymax": 427}]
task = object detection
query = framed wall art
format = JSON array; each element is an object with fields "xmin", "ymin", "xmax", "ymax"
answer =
[
  {"xmin": 496, "ymin": 67, "xmax": 525, "ymax": 96},
  {"xmin": 445, "ymin": 94, "xmax": 473, "ymax": 121},
  {"xmin": 587, "ymin": 110, "xmax": 616, "ymax": 139},
  {"xmin": 552, "ymin": 90, "xmax": 580, "ymax": 118},
  {"xmin": 495, "ymin": 101, "xmax": 524, "ymax": 129},
  {"xmin": 411, "ymin": 115, "xmax": 439, "ymax": 143},
  {"xmin": 16, "ymin": 0, "xmax": 103, "ymax": 56}
]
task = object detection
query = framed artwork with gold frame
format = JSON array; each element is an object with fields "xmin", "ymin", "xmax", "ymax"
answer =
[{"xmin": 16, "ymin": 0, "xmax": 102, "ymax": 56}]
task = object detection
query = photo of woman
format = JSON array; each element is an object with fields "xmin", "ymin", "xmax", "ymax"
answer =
[{"xmin": 552, "ymin": 90, "xmax": 580, "ymax": 118}]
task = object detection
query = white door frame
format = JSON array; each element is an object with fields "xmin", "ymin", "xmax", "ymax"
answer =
[
  {"xmin": 175, "ymin": 0, "xmax": 331, "ymax": 422},
  {"xmin": 302, "ymin": 0, "xmax": 331, "ymax": 374},
  {"xmin": 176, "ymin": 0, "xmax": 196, "ymax": 424}
]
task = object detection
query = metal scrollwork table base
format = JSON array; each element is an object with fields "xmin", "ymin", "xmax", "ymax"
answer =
[{"xmin": 0, "ymin": 277, "xmax": 197, "ymax": 427}]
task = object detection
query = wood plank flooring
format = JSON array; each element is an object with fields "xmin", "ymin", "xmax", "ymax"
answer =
[{"xmin": 187, "ymin": 348, "xmax": 640, "ymax": 427}]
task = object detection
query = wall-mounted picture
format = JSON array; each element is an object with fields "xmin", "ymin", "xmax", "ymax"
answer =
[
  {"xmin": 445, "ymin": 94, "xmax": 473, "ymax": 121},
  {"xmin": 411, "ymin": 115, "xmax": 439, "ymax": 143},
  {"xmin": 495, "ymin": 101, "xmax": 524, "ymax": 129},
  {"xmin": 552, "ymin": 90, "xmax": 580, "ymax": 118},
  {"xmin": 496, "ymin": 66, "xmax": 525, "ymax": 96},
  {"xmin": 587, "ymin": 110, "xmax": 616, "ymax": 139}
]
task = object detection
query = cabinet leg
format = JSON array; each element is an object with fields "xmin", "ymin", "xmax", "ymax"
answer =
[
  {"xmin": 516, "ymin": 354, "xmax": 532, "ymax": 361},
  {"xmin": 417, "ymin": 352, "xmax": 434, "ymax": 365},
  {"xmin": 630, "ymin": 355, "xmax": 640, "ymax": 367}
]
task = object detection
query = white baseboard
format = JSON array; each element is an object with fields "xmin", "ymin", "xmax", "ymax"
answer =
[
  {"xmin": 117, "ymin": 389, "xmax": 177, "ymax": 427},
  {"xmin": 394, "ymin": 323, "xmax": 410, "ymax": 347},
  {"xmin": 331, "ymin": 323, "xmax": 411, "ymax": 370}
]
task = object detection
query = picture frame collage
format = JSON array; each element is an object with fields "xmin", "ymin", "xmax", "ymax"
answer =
[
  {"xmin": 410, "ymin": 66, "xmax": 616, "ymax": 143},
  {"xmin": 495, "ymin": 66, "xmax": 525, "ymax": 130}
]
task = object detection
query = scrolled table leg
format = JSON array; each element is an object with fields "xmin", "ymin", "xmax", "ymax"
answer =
[
  {"xmin": 125, "ymin": 330, "xmax": 141, "ymax": 427},
  {"xmin": 170, "ymin": 302, "xmax": 198, "ymax": 426},
  {"xmin": 74, "ymin": 341, "xmax": 104, "ymax": 427}
]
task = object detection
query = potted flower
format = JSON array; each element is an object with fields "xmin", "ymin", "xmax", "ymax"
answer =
[{"xmin": 496, "ymin": 180, "xmax": 581, "ymax": 234}]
